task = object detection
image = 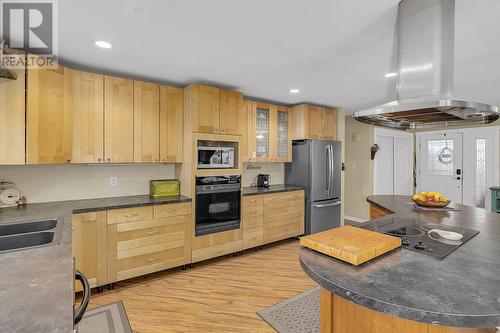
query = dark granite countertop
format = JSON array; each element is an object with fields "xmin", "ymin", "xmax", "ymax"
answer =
[
  {"xmin": 242, "ymin": 184, "xmax": 304, "ymax": 196},
  {"xmin": 299, "ymin": 195, "xmax": 500, "ymax": 328},
  {"xmin": 0, "ymin": 194, "xmax": 191, "ymax": 333}
]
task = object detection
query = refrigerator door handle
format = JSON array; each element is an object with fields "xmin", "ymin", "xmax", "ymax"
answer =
[
  {"xmin": 329, "ymin": 144, "xmax": 335, "ymax": 196},
  {"xmin": 325, "ymin": 146, "xmax": 331, "ymax": 194},
  {"xmin": 313, "ymin": 201, "xmax": 341, "ymax": 208}
]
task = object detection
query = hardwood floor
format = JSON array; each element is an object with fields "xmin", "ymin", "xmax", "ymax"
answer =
[{"xmin": 87, "ymin": 239, "xmax": 316, "ymax": 333}]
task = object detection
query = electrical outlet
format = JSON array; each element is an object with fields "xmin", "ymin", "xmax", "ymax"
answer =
[{"xmin": 109, "ymin": 176, "xmax": 118, "ymax": 187}]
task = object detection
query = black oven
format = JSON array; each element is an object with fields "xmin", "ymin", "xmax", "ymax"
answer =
[{"xmin": 195, "ymin": 175, "xmax": 241, "ymax": 236}]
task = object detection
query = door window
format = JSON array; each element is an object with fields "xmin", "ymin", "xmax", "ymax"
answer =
[
  {"xmin": 475, "ymin": 139, "xmax": 486, "ymax": 208},
  {"xmin": 255, "ymin": 107, "xmax": 270, "ymax": 157},
  {"xmin": 427, "ymin": 140, "xmax": 454, "ymax": 176}
]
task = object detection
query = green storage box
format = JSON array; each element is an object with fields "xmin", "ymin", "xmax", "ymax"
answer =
[{"xmin": 150, "ymin": 179, "xmax": 180, "ymax": 197}]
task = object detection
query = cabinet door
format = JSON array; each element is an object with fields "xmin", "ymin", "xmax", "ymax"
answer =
[
  {"xmin": 0, "ymin": 67, "xmax": 25, "ymax": 165},
  {"xmin": 65, "ymin": 68, "xmax": 104, "ymax": 163},
  {"xmin": 27, "ymin": 65, "xmax": 72, "ymax": 164},
  {"xmin": 254, "ymin": 102, "xmax": 273, "ymax": 162},
  {"xmin": 191, "ymin": 84, "xmax": 220, "ymax": 134},
  {"xmin": 104, "ymin": 76, "xmax": 134, "ymax": 163},
  {"xmin": 134, "ymin": 81, "xmax": 160, "ymax": 163},
  {"xmin": 219, "ymin": 89, "xmax": 243, "ymax": 135},
  {"xmin": 307, "ymin": 104, "xmax": 323, "ymax": 140},
  {"xmin": 275, "ymin": 106, "xmax": 292, "ymax": 162},
  {"xmin": 72, "ymin": 212, "xmax": 107, "ymax": 291},
  {"xmin": 159, "ymin": 86, "xmax": 183, "ymax": 163},
  {"xmin": 240, "ymin": 99, "xmax": 253, "ymax": 162},
  {"xmin": 322, "ymin": 107, "xmax": 337, "ymax": 140}
]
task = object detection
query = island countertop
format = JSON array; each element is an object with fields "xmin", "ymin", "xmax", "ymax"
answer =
[
  {"xmin": 299, "ymin": 195, "xmax": 500, "ymax": 328},
  {"xmin": 0, "ymin": 194, "xmax": 191, "ymax": 333}
]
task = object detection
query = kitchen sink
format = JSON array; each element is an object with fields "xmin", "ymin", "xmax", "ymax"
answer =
[
  {"xmin": 0, "ymin": 218, "xmax": 62, "ymax": 254},
  {"xmin": 0, "ymin": 219, "xmax": 57, "ymax": 236}
]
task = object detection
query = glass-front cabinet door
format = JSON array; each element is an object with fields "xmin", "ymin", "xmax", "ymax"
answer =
[
  {"xmin": 254, "ymin": 103, "xmax": 272, "ymax": 162},
  {"xmin": 275, "ymin": 106, "xmax": 292, "ymax": 162}
]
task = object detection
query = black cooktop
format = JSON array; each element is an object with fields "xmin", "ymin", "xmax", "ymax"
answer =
[{"xmin": 367, "ymin": 216, "xmax": 479, "ymax": 258}]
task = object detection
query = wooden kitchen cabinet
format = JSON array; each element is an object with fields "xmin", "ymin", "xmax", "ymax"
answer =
[
  {"xmin": 0, "ymin": 67, "xmax": 25, "ymax": 165},
  {"xmin": 219, "ymin": 89, "xmax": 243, "ymax": 135},
  {"xmin": 291, "ymin": 104, "xmax": 337, "ymax": 141},
  {"xmin": 185, "ymin": 84, "xmax": 243, "ymax": 135},
  {"xmin": 134, "ymin": 81, "xmax": 160, "ymax": 163},
  {"xmin": 263, "ymin": 190, "xmax": 305, "ymax": 243},
  {"xmin": 159, "ymin": 86, "xmax": 183, "ymax": 163},
  {"xmin": 369, "ymin": 203, "xmax": 392, "ymax": 220},
  {"xmin": 64, "ymin": 68, "xmax": 104, "ymax": 163},
  {"xmin": 188, "ymin": 84, "xmax": 220, "ymax": 134},
  {"xmin": 107, "ymin": 204, "xmax": 192, "ymax": 282},
  {"xmin": 104, "ymin": 76, "xmax": 134, "ymax": 163},
  {"xmin": 72, "ymin": 211, "xmax": 107, "ymax": 290},
  {"xmin": 27, "ymin": 64, "xmax": 72, "ymax": 164},
  {"xmin": 247, "ymin": 102, "xmax": 292, "ymax": 163}
]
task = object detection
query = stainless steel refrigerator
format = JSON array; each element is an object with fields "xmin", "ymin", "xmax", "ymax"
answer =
[{"xmin": 285, "ymin": 140, "xmax": 341, "ymax": 235}]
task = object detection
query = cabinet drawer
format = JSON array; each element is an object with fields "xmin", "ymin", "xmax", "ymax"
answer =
[
  {"xmin": 263, "ymin": 190, "xmax": 304, "ymax": 204},
  {"xmin": 264, "ymin": 216, "xmax": 304, "ymax": 243},
  {"xmin": 242, "ymin": 204, "xmax": 263, "ymax": 219},
  {"xmin": 192, "ymin": 240, "xmax": 242, "ymax": 263},
  {"xmin": 243, "ymin": 227, "xmax": 263, "ymax": 250},
  {"xmin": 116, "ymin": 221, "xmax": 186, "ymax": 252},
  {"xmin": 264, "ymin": 199, "xmax": 304, "ymax": 217},
  {"xmin": 242, "ymin": 215, "xmax": 263, "ymax": 230},
  {"xmin": 112, "ymin": 246, "xmax": 185, "ymax": 281},
  {"xmin": 154, "ymin": 202, "xmax": 191, "ymax": 218},
  {"xmin": 107, "ymin": 206, "xmax": 153, "ymax": 224},
  {"xmin": 243, "ymin": 195, "xmax": 263, "ymax": 207}
]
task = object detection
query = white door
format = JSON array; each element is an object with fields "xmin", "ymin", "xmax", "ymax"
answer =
[
  {"xmin": 374, "ymin": 130, "xmax": 414, "ymax": 196},
  {"xmin": 418, "ymin": 133, "xmax": 463, "ymax": 203},
  {"xmin": 374, "ymin": 135, "xmax": 394, "ymax": 195}
]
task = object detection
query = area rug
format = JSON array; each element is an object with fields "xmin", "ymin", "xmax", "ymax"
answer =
[
  {"xmin": 258, "ymin": 287, "xmax": 320, "ymax": 333},
  {"xmin": 76, "ymin": 300, "xmax": 132, "ymax": 333}
]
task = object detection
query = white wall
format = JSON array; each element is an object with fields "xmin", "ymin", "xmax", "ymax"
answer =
[
  {"xmin": 242, "ymin": 163, "xmax": 284, "ymax": 187},
  {"xmin": 0, "ymin": 164, "xmax": 176, "ymax": 203}
]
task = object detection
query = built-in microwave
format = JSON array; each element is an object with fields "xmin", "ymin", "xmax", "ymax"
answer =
[{"xmin": 197, "ymin": 146, "xmax": 235, "ymax": 169}]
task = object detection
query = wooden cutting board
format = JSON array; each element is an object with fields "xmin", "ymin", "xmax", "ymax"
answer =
[{"xmin": 300, "ymin": 225, "xmax": 402, "ymax": 266}]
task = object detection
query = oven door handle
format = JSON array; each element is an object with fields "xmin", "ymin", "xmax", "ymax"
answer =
[{"xmin": 196, "ymin": 186, "xmax": 241, "ymax": 194}]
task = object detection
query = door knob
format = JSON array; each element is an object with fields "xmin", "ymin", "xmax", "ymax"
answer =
[{"xmin": 457, "ymin": 177, "xmax": 461, "ymax": 180}]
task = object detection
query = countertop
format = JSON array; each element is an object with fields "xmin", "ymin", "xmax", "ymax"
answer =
[
  {"xmin": 242, "ymin": 184, "xmax": 304, "ymax": 196},
  {"xmin": 299, "ymin": 195, "xmax": 500, "ymax": 328},
  {"xmin": 0, "ymin": 194, "xmax": 191, "ymax": 333}
]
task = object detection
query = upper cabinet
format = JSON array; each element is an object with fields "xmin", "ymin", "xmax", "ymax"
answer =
[
  {"xmin": 159, "ymin": 86, "xmax": 183, "ymax": 163},
  {"xmin": 291, "ymin": 104, "xmax": 337, "ymax": 141},
  {"xmin": 185, "ymin": 84, "xmax": 243, "ymax": 135},
  {"xmin": 246, "ymin": 101, "xmax": 292, "ymax": 163},
  {"xmin": 27, "ymin": 64, "xmax": 72, "ymax": 164},
  {"xmin": 104, "ymin": 76, "xmax": 134, "ymax": 163},
  {"xmin": 134, "ymin": 81, "xmax": 160, "ymax": 163},
  {"xmin": 65, "ymin": 68, "xmax": 104, "ymax": 164},
  {"xmin": 0, "ymin": 67, "xmax": 25, "ymax": 165}
]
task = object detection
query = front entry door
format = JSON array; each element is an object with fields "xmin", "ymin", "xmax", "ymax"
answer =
[{"xmin": 418, "ymin": 133, "xmax": 463, "ymax": 203}]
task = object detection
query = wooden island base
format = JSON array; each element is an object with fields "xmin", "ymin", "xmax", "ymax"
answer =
[{"xmin": 320, "ymin": 288, "xmax": 495, "ymax": 333}]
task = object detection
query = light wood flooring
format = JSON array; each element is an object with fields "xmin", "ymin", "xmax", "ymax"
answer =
[{"xmin": 87, "ymin": 240, "xmax": 316, "ymax": 333}]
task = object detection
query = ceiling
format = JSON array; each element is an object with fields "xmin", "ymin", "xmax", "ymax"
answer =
[{"xmin": 59, "ymin": 0, "xmax": 500, "ymax": 114}]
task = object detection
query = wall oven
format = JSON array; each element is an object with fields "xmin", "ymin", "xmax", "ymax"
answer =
[
  {"xmin": 195, "ymin": 175, "xmax": 241, "ymax": 236},
  {"xmin": 197, "ymin": 146, "xmax": 235, "ymax": 169}
]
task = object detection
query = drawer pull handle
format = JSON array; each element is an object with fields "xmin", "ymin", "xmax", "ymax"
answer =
[
  {"xmin": 125, "ymin": 213, "xmax": 139, "ymax": 218},
  {"xmin": 146, "ymin": 230, "xmax": 159, "ymax": 235},
  {"xmin": 147, "ymin": 258, "xmax": 158, "ymax": 262}
]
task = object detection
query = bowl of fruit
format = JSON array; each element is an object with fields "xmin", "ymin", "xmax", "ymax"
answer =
[{"xmin": 412, "ymin": 192, "xmax": 450, "ymax": 208}]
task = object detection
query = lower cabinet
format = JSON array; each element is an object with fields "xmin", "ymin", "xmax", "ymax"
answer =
[
  {"xmin": 72, "ymin": 211, "xmax": 107, "ymax": 291},
  {"xmin": 369, "ymin": 204, "xmax": 392, "ymax": 220},
  {"xmin": 107, "ymin": 203, "xmax": 192, "ymax": 282},
  {"xmin": 241, "ymin": 190, "xmax": 305, "ymax": 250},
  {"xmin": 72, "ymin": 202, "xmax": 192, "ymax": 289},
  {"xmin": 191, "ymin": 229, "xmax": 242, "ymax": 263}
]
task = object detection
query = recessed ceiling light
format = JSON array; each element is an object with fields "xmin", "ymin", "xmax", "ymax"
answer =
[
  {"xmin": 94, "ymin": 40, "xmax": 112, "ymax": 49},
  {"xmin": 384, "ymin": 72, "xmax": 398, "ymax": 78},
  {"xmin": 289, "ymin": 89, "xmax": 300, "ymax": 94}
]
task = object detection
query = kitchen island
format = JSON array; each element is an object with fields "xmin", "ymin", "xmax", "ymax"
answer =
[{"xmin": 299, "ymin": 195, "xmax": 500, "ymax": 332}]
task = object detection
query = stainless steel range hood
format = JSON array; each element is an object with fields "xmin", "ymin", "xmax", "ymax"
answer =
[{"xmin": 353, "ymin": 0, "xmax": 499, "ymax": 130}]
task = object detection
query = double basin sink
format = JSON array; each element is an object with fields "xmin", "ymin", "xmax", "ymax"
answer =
[{"xmin": 0, "ymin": 218, "xmax": 63, "ymax": 254}]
